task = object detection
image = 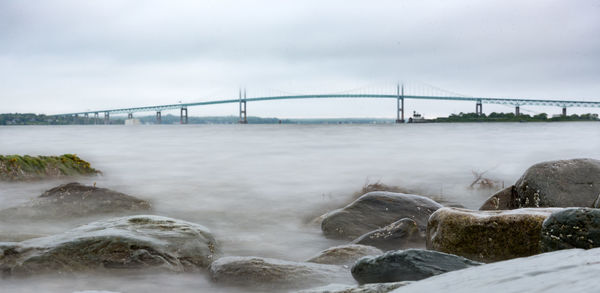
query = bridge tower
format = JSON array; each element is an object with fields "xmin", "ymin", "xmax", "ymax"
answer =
[
  {"xmin": 104, "ymin": 112, "xmax": 110, "ymax": 125},
  {"xmin": 127, "ymin": 113, "xmax": 133, "ymax": 119},
  {"xmin": 396, "ymin": 84, "xmax": 405, "ymax": 123},
  {"xmin": 562, "ymin": 107, "xmax": 567, "ymax": 117},
  {"xmin": 476, "ymin": 100, "xmax": 483, "ymax": 116},
  {"xmin": 93, "ymin": 112, "xmax": 99, "ymax": 125},
  {"xmin": 515, "ymin": 105, "xmax": 520, "ymax": 116},
  {"xmin": 156, "ymin": 111, "xmax": 162, "ymax": 124},
  {"xmin": 180, "ymin": 107, "xmax": 188, "ymax": 124},
  {"xmin": 239, "ymin": 89, "xmax": 248, "ymax": 124},
  {"xmin": 84, "ymin": 113, "xmax": 89, "ymax": 124}
]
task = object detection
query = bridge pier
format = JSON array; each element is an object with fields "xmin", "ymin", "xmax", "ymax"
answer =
[
  {"xmin": 156, "ymin": 111, "xmax": 162, "ymax": 124},
  {"xmin": 180, "ymin": 107, "xmax": 188, "ymax": 124},
  {"xmin": 562, "ymin": 107, "xmax": 567, "ymax": 117},
  {"xmin": 239, "ymin": 89, "xmax": 248, "ymax": 124},
  {"xmin": 94, "ymin": 112, "xmax": 99, "ymax": 125},
  {"xmin": 515, "ymin": 106, "xmax": 520, "ymax": 116},
  {"xmin": 104, "ymin": 112, "xmax": 110, "ymax": 125},
  {"xmin": 476, "ymin": 100, "xmax": 483, "ymax": 116},
  {"xmin": 84, "ymin": 113, "xmax": 89, "ymax": 124},
  {"xmin": 127, "ymin": 113, "xmax": 133, "ymax": 119},
  {"xmin": 395, "ymin": 84, "xmax": 405, "ymax": 123}
]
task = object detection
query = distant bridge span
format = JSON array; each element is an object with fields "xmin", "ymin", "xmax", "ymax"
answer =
[{"xmin": 56, "ymin": 88, "xmax": 600, "ymax": 124}]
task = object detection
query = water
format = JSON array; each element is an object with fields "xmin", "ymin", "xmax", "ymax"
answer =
[{"xmin": 0, "ymin": 122, "xmax": 599, "ymax": 292}]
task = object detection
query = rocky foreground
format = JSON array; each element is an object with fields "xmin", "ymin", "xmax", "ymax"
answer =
[
  {"xmin": 0, "ymin": 154, "xmax": 100, "ymax": 181},
  {"xmin": 1, "ymin": 157, "xmax": 600, "ymax": 292}
]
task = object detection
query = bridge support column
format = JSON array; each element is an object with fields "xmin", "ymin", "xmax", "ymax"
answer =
[
  {"xmin": 127, "ymin": 113, "xmax": 133, "ymax": 119},
  {"xmin": 104, "ymin": 112, "xmax": 110, "ymax": 125},
  {"xmin": 239, "ymin": 89, "xmax": 248, "ymax": 124},
  {"xmin": 476, "ymin": 101, "xmax": 483, "ymax": 116},
  {"xmin": 94, "ymin": 112, "xmax": 99, "ymax": 125},
  {"xmin": 396, "ymin": 84, "xmax": 405, "ymax": 123},
  {"xmin": 562, "ymin": 107, "xmax": 567, "ymax": 117},
  {"xmin": 515, "ymin": 106, "xmax": 520, "ymax": 116},
  {"xmin": 84, "ymin": 113, "xmax": 89, "ymax": 124},
  {"xmin": 156, "ymin": 111, "xmax": 162, "ymax": 124},
  {"xmin": 180, "ymin": 107, "xmax": 188, "ymax": 124}
]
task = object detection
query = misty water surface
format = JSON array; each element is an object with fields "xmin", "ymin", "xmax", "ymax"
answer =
[{"xmin": 0, "ymin": 122, "xmax": 599, "ymax": 292}]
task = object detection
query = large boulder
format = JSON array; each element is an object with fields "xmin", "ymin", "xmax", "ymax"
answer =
[
  {"xmin": 479, "ymin": 186, "xmax": 517, "ymax": 210},
  {"xmin": 321, "ymin": 192, "xmax": 442, "ymax": 240},
  {"xmin": 541, "ymin": 208, "xmax": 600, "ymax": 252},
  {"xmin": 390, "ymin": 248, "xmax": 600, "ymax": 293},
  {"xmin": 296, "ymin": 281, "xmax": 411, "ymax": 293},
  {"xmin": 208, "ymin": 256, "xmax": 353, "ymax": 290},
  {"xmin": 307, "ymin": 244, "xmax": 383, "ymax": 266},
  {"xmin": 0, "ymin": 215, "xmax": 219, "ymax": 276},
  {"xmin": 481, "ymin": 159, "xmax": 600, "ymax": 210},
  {"xmin": 427, "ymin": 207, "xmax": 560, "ymax": 262},
  {"xmin": 352, "ymin": 218, "xmax": 424, "ymax": 251},
  {"xmin": 351, "ymin": 249, "xmax": 481, "ymax": 284},
  {"xmin": 0, "ymin": 182, "xmax": 151, "ymax": 220}
]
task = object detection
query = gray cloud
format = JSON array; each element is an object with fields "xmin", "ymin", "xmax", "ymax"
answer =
[{"xmin": 1, "ymin": 0, "xmax": 599, "ymax": 117}]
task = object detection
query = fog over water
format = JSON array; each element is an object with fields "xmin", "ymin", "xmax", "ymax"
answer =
[{"xmin": 0, "ymin": 122, "xmax": 599, "ymax": 292}]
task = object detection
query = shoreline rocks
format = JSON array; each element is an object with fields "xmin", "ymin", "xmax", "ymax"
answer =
[
  {"xmin": 321, "ymin": 192, "xmax": 442, "ymax": 240},
  {"xmin": 0, "ymin": 215, "xmax": 219, "ymax": 276},
  {"xmin": 351, "ymin": 249, "xmax": 481, "ymax": 284},
  {"xmin": 541, "ymin": 208, "xmax": 600, "ymax": 252},
  {"xmin": 307, "ymin": 244, "xmax": 383, "ymax": 266},
  {"xmin": 426, "ymin": 207, "xmax": 560, "ymax": 262},
  {"xmin": 0, "ymin": 154, "xmax": 99, "ymax": 181},
  {"xmin": 209, "ymin": 256, "xmax": 353, "ymax": 290},
  {"xmin": 352, "ymin": 218, "xmax": 425, "ymax": 251}
]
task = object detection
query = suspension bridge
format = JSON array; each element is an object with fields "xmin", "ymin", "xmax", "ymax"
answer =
[{"xmin": 55, "ymin": 84, "xmax": 600, "ymax": 124}]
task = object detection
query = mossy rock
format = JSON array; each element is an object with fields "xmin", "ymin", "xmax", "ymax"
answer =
[
  {"xmin": 426, "ymin": 207, "xmax": 561, "ymax": 262},
  {"xmin": 0, "ymin": 154, "xmax": 99, "ymax": 181}
]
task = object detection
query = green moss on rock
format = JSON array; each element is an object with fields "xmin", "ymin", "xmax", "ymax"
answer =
[{"xmin": 0, "ymin": 154, "xmax": 99, "ymax": 181}]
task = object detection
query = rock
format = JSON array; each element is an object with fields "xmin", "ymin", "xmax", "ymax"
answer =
[
  {"xmin": 307, "ymin": 244, "xmax": 383, "ymax": 266},
  {"xmin": 351, "ymin": 249, "xmax": 481, "ymax": 284},
  {"xmin": 514, "ymin": 158, "xmax": 600, "ymax": 208},
  {"xmin": 0, "ymin": 215, "xmax": 219, "ymax": 276},
  {"xmin": 0, "ymin": 182, "xmax": 151, "ymax": 220},
  {"xmin": 352, "ymin": 218, "xmax": 424, "ymax": 251},
  {"xmin": 479, "ymin": 186, "xmax": 517, "ymax": 210},
  {"xmin": 296, "ymin": 281, "xmax": 411, "ymax": 293},
  {"xmin": 390, "ymin": 248, "xmax": 600, "ymax": 293},
  {"xmin": 0, "ymin": 154, "xmax": 99, "ymax": 181},
  {"xmin": 541, "ymin": 208, "xmax": 600, "ymax": 252},
  {"xmin": 208, "ymin": 256, "xmax": 353, "ymax": 290},
  {"xmin": 426, "ymin": 207, "xmax": 561, "ymax": 262},
  {"xmin": 321, "ymin": 192, "xmax": 442, "ymax": 240}
]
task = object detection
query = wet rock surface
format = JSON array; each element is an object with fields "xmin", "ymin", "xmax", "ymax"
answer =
[
  {"xmin": 0, "ymin": 215, "xmax": 219, "ymax": 276},
  {"xmin": 427, "ymin": 207, "xmax": 560, "ymax": 262},
  {"xmin": 351, "ymin": 249, "xmax": 481, "ymax": 284},
  {"xmin": 479, "ymin": 186, "xmax": 516, "ymax": 210},
  {"xmin": 307, "ymin": 244, "xmax": 383, "ymax": 266},
  {"xmin": 0, "ymin": 182, "xmax": 151, "ymax": 220},
  {"xmin": 296, "ymin": 281, "xmax": 411, "ymax": 293},
  {"xmin": 514, "ymin": 158, "xmax": 600, "ymax": 208},
  {"xmin": 390, "ymin": 248, "xmax": 600, "ymax": 293},
  {"xmin": 321, "ymin": 192, "xmax": 442, "ymax": 240},
  {"xmin": 352, "ymin": 218, "xmax": 424, "ymax": 251},
  {"xmin": 208, "ymin": 256, "xmax": 353, "ymax": 290},
  {"xmin": 541, "ymin": 208, "xmax": 600, "ymax": 252}
]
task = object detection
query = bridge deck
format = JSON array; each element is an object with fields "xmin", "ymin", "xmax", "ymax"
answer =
[{"xmin": 56, "ymin": 94, "xmax": 600, "ymax": 116}]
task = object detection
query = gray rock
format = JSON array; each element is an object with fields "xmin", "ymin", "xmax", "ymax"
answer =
[
  {"xmin": 351, "ymin": 249, "xmax": 481, "ymax": 284},
  {"xmin": 307, "ymin": 244, "xmax": 383, "ymax": 266},
  {"xmin": 321, "ymin": 192, "xmax": 442, "ymax": 240},
  {"xmin": 0, "ymin": 182, "xmax": 151, "ymax": 220},
  {"xmin": 0, "ymin": 215, "xmax": 219, "ymax": 276},
  {"xmin": 352, "ymin": 218, "xmax": 424, "ymax": 251},
  {"xmin": 514, "ymin": 159, "xmax": 600, "ymax": 208},
  {"xmin": 390, "ymin": 248, "xmax": 600, "ymax": 293},
  {"xmin": 208, "ymin": 256, "xmax": 353, "ymax": 289},
  {"xmin": 296, "ymin": 281, "xmax": 411, "ymax": 293},
  {"xmin": 479, "ymin": 186, "xmax": 517, "ymax": 210},
  {"xmin": 541, "ymin": 208, "xmax": 600, "ymax": 252}
]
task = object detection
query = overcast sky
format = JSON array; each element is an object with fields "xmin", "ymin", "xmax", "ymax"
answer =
[{"xmin": 1, "ymin": 0, "xmax": 599, "ymax": 118}]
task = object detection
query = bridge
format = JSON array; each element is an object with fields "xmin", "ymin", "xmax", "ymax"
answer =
[{"xmin": 55, "ymin": 84, "xmax": 600, "ymax": 124}]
